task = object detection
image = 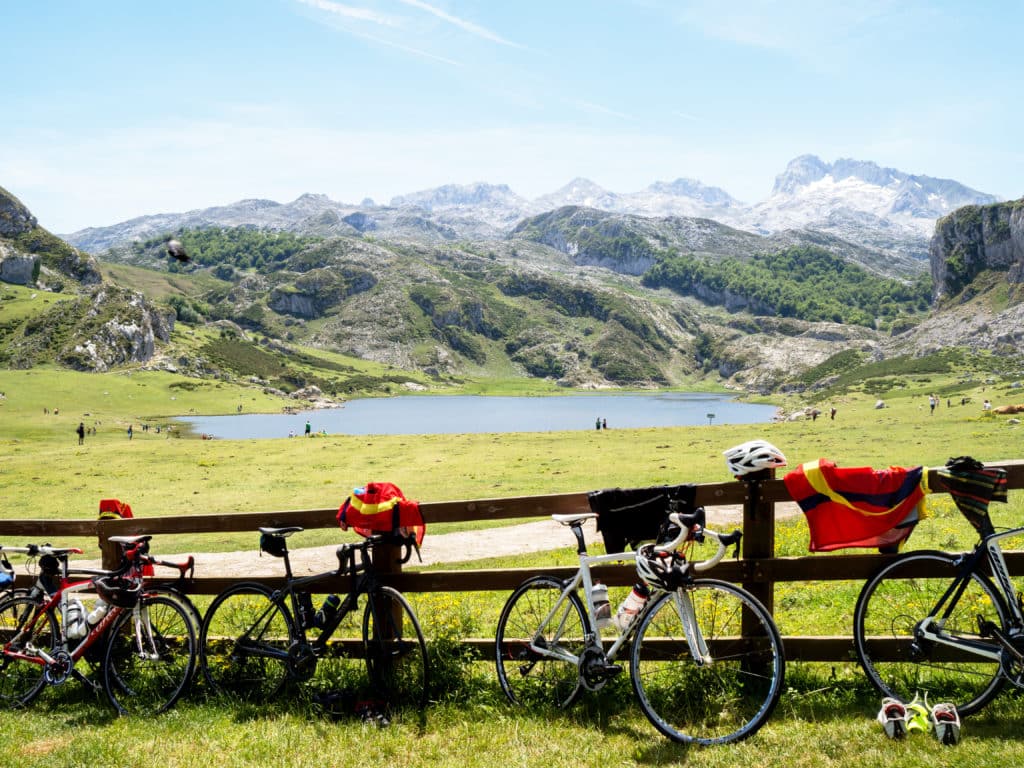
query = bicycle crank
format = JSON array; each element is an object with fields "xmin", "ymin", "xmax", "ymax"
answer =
[
  {"xmin": 579, "ymin": 646, "xmax": 621, "ymax": 691},
  {"xmin": 43, "ymin": 650, "xmax": 73, "ymax": 685},
  {"xmin": 287, "ymin": 641, "xmax": 318, "ymax": 681}
]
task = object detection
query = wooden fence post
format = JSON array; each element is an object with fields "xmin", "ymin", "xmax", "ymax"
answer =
[{"xmin": 740, "ymin": 469, "xmax": 775, "ymax": 615}]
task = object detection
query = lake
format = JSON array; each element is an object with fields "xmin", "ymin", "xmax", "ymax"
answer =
[{"xmin": 178, "ymin": 393, "xmax": 777, "ymax": 439}]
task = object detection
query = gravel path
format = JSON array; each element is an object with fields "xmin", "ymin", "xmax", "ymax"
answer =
[{"xmin": 133, "ymin": 502, "xmax": 802, "ymax": 578}]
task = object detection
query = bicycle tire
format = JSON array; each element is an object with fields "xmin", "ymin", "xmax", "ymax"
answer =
[
  {"xmin": 630, "ymin": 580, "xmax": 785, "ymax": 745},
  {"xmin": 145, "ymin": 584, "xmax": 202, "ymax": 638},
  {"xmin": 103, "ymin": 594, "xmax": 197, "ymax": 715},
  {"xmin": 495, "ymin": 575, "xmax": 587, "ymax": 709},
  {"xmin": 362, "ymin": 586, "xmax": 429, "ymax": 711},
  {"xmin": 853, "ymin": 550, "xmax": 1008, "ymax": 716},
  {"xmin": 0, "ymin": 594, "xmax": 54, "ymax": 708},
  {"xmin": 199, "ymin": 582, "xmax": 296, "ymax": 701}
]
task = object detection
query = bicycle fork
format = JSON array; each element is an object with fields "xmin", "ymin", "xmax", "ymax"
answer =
[
  {"xmin": 131, "ymin": 603, "xmax": 162, "ymax": 661},
  {"xmin": 673, "ymin": 589, "xmax": 713, "ymax": 666}
]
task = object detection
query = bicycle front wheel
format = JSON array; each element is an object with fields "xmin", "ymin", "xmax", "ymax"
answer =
[
  {"xmin": 0, "ymin": 595, "xmax": 54, "ymax": 708},
  {"xmin": 200, "ymin": 582, "xmax": 296, "ymax": 701},
  {"xmin": 103, "ymin": 594, "xmax": 197, "ymax": 715},
  {"xmin": 363, "ymin": 586, "xmax": 429, "ymax": 711},
  {"xmin": 631, "ymin": 580, "xmax": 785, "ymax": 745},
  {"xmin": 854, "ymin": 550, "xmax": 1008, "ymax": 715},
  {"xmin": 495, "ymin": 575, "xmax": 587, "ymax": 709}
]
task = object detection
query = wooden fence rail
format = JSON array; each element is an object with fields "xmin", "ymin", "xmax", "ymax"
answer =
[{"xmin": 4, "ymin": 460, "xmax": 1023, "ymax": 663}]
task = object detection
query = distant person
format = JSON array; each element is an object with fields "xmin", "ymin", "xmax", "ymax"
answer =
[
  {"xmin": 830, "ymin": 407, "xmax": 837, "ymax": 421},
  {"xmin": 602, "ymin": 418, "xmax": 607, "ymax": 429},
  {"xmin": 305, "ymin": 420, "xmax": 311, "ymax": 437},
  {"xmin": 127, "ymin": 424, "xmax": 133, "ymax": 440},
  {"xmin": 929, "ymin": 395, "xmax": 937, "ymax": 414},
  {"xmin": 984, "ymin": 399, "xmax": 992, "ymax": 412},
  {"xmin": 596, "ymin": 417, "xmax": 601, "ymax": 430},
  {"xmin": 76, "ymin": 422, "xmax": 85, "ymax": 445}
]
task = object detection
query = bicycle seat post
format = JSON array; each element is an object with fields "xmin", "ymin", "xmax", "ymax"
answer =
[{"xmin": 569, "ymin": 523, "xmax": 588, "ymax": 556}]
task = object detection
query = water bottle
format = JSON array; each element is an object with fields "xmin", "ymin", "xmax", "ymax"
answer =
[
  {"xmin": 64, "ymin": 597, "xmax": 88, "ymax": 640},
  {"xmin": 87, "ymin": 598, "xmax": 109, "ymax": 626},
  {"xmin": 613, "ymin": 583, "xmax": 650, "ymax": 632},
  {"xmin": 590, "ymin": 582, "xmax": 612, "ymax": 629},
  {"xmin": 315, "ymin": 594, "xmax": 341, "ymax": 629}
]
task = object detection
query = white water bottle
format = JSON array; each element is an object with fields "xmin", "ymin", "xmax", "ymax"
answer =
[
  {"xmin": 64, "ymin": 597, "xmax": 88, "ymax": 640},
  {"xmin": 591, "ymin": 582, "xmax": 612, "ymax": 629},
  {"xmin": 87, "ymin": 598, "xmax": 109, "ymax": 626},
  {"xmin": 614, "ymin": 583, "xmax": 649, "ymax": 632}
]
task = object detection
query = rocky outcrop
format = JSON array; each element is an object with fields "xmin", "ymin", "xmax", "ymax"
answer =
[
  {"xmin": 0, "ymin": 242, "xmax": 38, "ymax": 285},
  {"xmin": 0, "ymin": 186, "xmax": 37, "ymax": 237},
  {"xmin": 929, "ymin": 199, "xmax": 1024, "ymax": 301}
]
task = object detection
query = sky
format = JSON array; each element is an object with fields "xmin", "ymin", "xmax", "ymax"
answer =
[{"xmin": 2, "ymin": 0, "xmax": 1022, "ymax": 234}]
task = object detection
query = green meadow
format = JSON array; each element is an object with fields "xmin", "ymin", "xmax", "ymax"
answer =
[{"xmin": 1, "ymin": 365, "xmax": 1023, "ymax": 767}]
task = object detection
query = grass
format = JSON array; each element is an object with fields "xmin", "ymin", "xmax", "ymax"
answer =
[{"xmin": 2, "ymin": 365, "xmax": 1024, "ymax": 766}]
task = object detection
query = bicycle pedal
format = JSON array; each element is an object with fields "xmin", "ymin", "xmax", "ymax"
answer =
[{"xmin": 601, "ymin": 663, "xmax": 623, "ymax": 676}]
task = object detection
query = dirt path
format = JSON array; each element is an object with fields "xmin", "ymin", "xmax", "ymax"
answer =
[{"xmin": 129, "ymin": 502, "xmax": 802, "ymax": 579}]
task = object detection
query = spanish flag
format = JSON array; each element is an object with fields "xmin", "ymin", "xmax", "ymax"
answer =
[{"xmin": 784, "ymin": 459, "xmax": 928, "ymax": 552}]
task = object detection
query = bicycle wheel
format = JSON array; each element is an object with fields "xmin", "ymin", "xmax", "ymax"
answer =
[
  {"xmin": 495, "ymin": 575, "xmax": 586, "ymax": 709},
  {"xmin": 854, "ymin": 550, "xmax": 1008, "ymax": 716},
  {"xmin": 146, "ymin": 585, "xmax": 202, "ymax": 638},
  {"xmin": 0, "ymin": 595, "xmax": 54, "ymax": 708},
  {"xmin": 631, "ymin": 580, "xmax": 785, "ymax": 745},
  {"xmin": 103, "ymin": 594, "xmax": 197, "ymax": 715},
  {"xmin": 363, "ymin": 586, "xmax": 429, "ymax": 711},
  {"xmin": 200, "ymin": 582, "xmax": 295, "ymax": 701}
]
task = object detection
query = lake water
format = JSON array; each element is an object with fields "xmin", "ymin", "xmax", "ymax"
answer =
[{"xmin": 178, "ymin": 393, "xmax": 777, "ymax": 439}]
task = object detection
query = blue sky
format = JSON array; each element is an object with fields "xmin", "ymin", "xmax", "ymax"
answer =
[{"xmin": 3, "ymin": 0, "xmax": 1021, "ymax": 233}]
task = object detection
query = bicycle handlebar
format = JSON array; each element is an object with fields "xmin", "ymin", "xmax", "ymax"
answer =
[
  {"xmin": 654, "ymin": 510, "xmax": 742, "ymax": 573},
  {"xmin": 0, "ymin": 544, "xmax": 84, "ymax": 557}
]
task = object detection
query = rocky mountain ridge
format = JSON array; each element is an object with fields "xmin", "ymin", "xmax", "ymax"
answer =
[
  {"xmin": 0, "ymin": 185, "xmax": 172, "ymax": 371},
  {"xmin": 63, "ymin": 155, "xmax": 1000, "ymax": 265}
]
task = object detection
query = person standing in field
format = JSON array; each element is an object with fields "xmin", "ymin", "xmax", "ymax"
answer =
[{"xmin": 76, "ymin": 422, "xmax": 85, "ymax": 445}]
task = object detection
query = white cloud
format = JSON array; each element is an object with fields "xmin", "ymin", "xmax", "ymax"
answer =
[
  {"xmin": 294, "ymin": 0, "xmax": 400, "ymax": 27},
  {"xmin": 396, "ymin": 0, "xmax": 523, "ymax": 48}
]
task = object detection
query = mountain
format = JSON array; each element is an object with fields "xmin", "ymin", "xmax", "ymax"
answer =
[
  {"xmin": 63, "ymin": 155, "xmax": 1000, "ymax": 266},
  {"xmin": 733, "ymin": 155, "xmax": 1001, "ymax": 261},
  {"xmin": 0, "ymin": 185, "xmax": 172, "ymax": 370}
]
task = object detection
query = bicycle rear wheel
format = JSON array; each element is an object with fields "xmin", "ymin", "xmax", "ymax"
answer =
[
  {"xmin": 200, "ymin": 582, "xmax": 295, "ymax": 701},
  {"xmin": 0, "ymin": 595, "xmax": 54, "ymax": 708},
  {"xmin": 103, "ymin": 594, "xmax": 197, "ymax": 715},
  {"xmin": 363, "ymin": 586, "xmax": 429, "ymax": 711},
  {"xmin": 853, "ymin": 550, "xmax": 1008, "ymax": 715},
  {"xmin": 495, "ymin": 575, "xmax": 586, "ymax": 709},
  {"xmin": 631, "ymin": 580, "xmax": 785, "ymax": 745}
]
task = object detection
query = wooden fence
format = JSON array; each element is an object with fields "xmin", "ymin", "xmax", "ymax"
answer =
[{"xmin": 4, "ymin": 460, "xmax": 1023, "ymax": 662}]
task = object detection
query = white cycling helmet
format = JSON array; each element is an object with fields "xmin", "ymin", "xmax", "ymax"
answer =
[
  {"xmin": 723, "ymin": 439, "xmax": 787, "ymax": 477},
  {"xmin": 635, "ymin": 544, "xmax": 684, "ymax": 591}
]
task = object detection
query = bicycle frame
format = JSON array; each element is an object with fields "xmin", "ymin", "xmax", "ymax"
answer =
[
  {"xmin": 231, "ymin": 538, "xmax": 380, "ymax": 666},
  {"xmin": 915, "ymin": 526, "xmax": 1024, "ymax": 662},
  {"xmin": 6, "ymin": 577, "xmax": 126, "ymax": 685},
  {"xmin": 531, "ymin": 548, "xmax": 639, "ymax": 667},
  {"xmin": 526, "ymin": 513, "xmax": 725, "ymax": 672}
]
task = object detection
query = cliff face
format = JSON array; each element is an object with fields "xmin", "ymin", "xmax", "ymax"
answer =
[{"xmin": 929, "ymin": 199, "xmax": 1024, "ymax": 302}]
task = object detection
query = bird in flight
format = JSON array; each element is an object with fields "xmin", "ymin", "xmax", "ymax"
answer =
[{"xmin": 166, "ymin": 239, "xmax": 190, "ymax": 263}]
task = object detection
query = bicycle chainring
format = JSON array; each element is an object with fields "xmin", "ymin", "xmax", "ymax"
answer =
[
  {"xmin": 287, "ymin": 641, "xmax": 318, "ymax": 681},
  {"xmin": 44, "ymin": 650, "xmax": 74, "ymax": 685},
  {"xmin": 1000, "ymin": 632, "xmax": 1024, "ymax": 688},
  {"xmin": 579, "ymin": 645, "xmax": 619, "ymax": 691}
]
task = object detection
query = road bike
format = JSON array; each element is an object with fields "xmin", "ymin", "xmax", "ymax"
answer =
[
  {"xmin": 199, "ymin": 526, "xmax": 429, "ymax": 716},
  {"xmin": 0, "ymin": 536, "xmax": 197, "ymax": 715},
  {"xmin": 854, "ymin": 495, "xmax": 1024, "ymax": 715},
  {"xmin": 494, "ymin": 505, "xmax": 785, "ymax": 745}
]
